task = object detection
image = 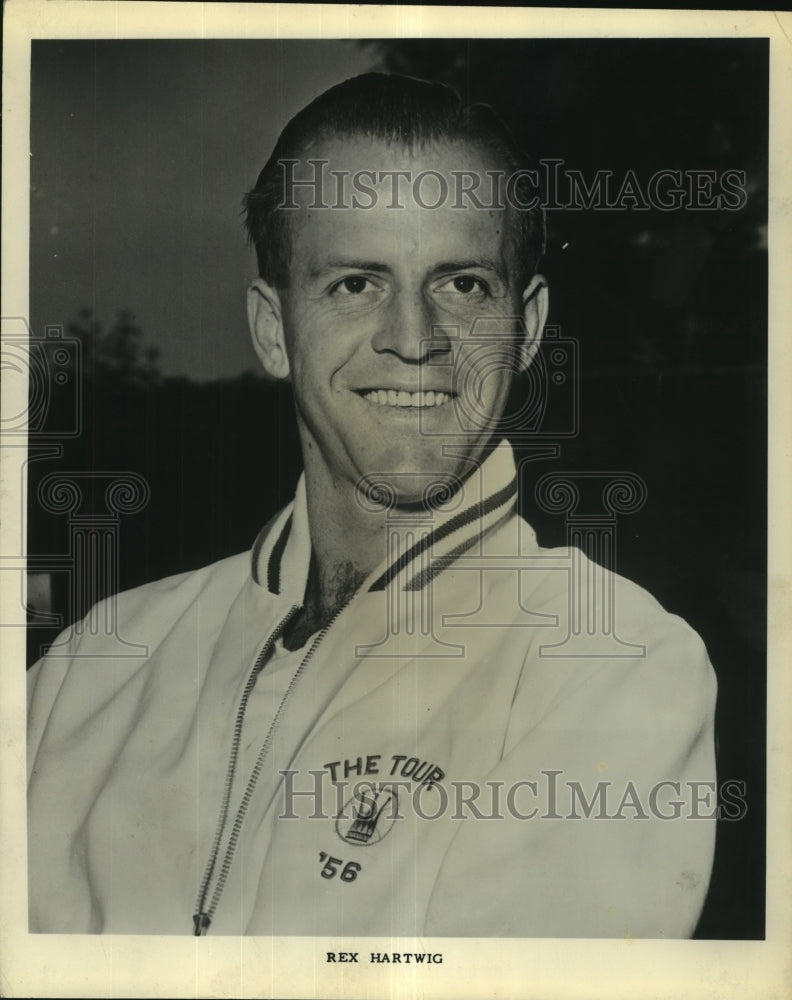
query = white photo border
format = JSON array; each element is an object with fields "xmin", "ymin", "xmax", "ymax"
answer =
[{"xmin": 2, "ymin": 4, "xmax": 790, "ymax": 998}]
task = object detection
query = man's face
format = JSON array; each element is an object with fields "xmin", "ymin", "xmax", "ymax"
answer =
[{"xmin": 249, "ymin": 135, "xmax": 547, "ymax": 506}]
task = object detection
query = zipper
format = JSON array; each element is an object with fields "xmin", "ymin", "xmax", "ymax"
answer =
[
  {"xmin": 192, "ymin": 601, "xmax": 347, "ymax": 936},
  {"xmin": 190, "ymin": 460, "xmax": 515, "ymax": 934}
]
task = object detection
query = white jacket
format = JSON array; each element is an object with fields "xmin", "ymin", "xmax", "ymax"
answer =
[{"xmin": 27, "ymin": 441, "xmax": 717, "ymax": 937}]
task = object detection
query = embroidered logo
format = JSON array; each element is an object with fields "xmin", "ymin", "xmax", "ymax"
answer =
[{"xmin": 336, "ymin": 786, "xmax": 399, "ymax": 847}]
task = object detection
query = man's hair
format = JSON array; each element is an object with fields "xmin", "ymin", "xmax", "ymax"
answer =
[{"xmin": 243, "ymin": 72, "xmax": 545, "ymax": 289}]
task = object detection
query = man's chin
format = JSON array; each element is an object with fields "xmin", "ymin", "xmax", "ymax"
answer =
[{"xmin": 353, "ymin": 465, "xmax": 471, "ymax": 514}]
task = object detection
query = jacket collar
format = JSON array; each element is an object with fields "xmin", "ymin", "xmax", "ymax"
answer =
[{"xmin": 251, "ymin": 438, "xmax": 519, "ymax": 601}]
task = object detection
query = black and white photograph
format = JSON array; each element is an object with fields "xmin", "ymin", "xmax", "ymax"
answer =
[{"xmin": 1, "ymin": 3, "xmax": 789, "ymax": 998}]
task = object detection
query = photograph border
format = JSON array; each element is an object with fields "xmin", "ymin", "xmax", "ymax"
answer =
[{"xmin": 2, "ymin": 4, "xmax": 790, "ymax": 998}]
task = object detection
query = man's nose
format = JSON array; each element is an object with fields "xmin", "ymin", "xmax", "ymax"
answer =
[{"xmin": 371, "ymin": 289, "xmax": 452, "ymax": 362}]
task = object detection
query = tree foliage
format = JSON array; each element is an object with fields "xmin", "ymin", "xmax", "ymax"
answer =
[{"xmin": 67, "ymin": 307, "xmax": 161, "ymax": 387}]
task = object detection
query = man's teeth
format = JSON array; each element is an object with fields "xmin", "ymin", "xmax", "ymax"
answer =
[{"xmin": 362, "ymin": 389, "xmax": 453, "ymax": 407}]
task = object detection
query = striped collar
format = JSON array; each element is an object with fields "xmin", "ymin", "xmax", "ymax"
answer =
[{"xmin": 251, "ymin": 439, "xmax": 519, "ymax": 599}]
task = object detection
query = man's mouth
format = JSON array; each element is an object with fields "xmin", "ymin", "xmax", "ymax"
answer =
[{"xmin": 358, "ymin": 389, "xmax": 456, "ymax": 408}]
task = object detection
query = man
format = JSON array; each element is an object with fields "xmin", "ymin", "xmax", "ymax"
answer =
[{"xmin": 27, "ymin": 73, "xmax": 717, "ymax": 937}]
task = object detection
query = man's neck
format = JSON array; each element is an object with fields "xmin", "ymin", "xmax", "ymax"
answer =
[
  {"xmin": 281, "ymin": 442, "xmax": 501, "ymax": 651},
  {"xmin": 281, "ymin": 465, "xmax": 392, "ymax": 651},
  {"xmin": 281, "ymin": 554, "xmax": 368, "ymax": 651}
]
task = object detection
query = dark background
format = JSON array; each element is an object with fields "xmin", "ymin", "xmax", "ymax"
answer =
[{"xmin": 27, "ymin": 38, "xmax": 767, "ymax": 940}]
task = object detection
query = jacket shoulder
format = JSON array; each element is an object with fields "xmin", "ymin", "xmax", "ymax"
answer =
[
  {"xmin": 107, "ymin": 549, "xmax": 252, "ymax": 618},
  {"xmin": 27, "ymin": 551, "xmax": 253, "ymax": 697},
  {"xmin": 503, "ymin": 521, "xmax": 717, "ymax": 731}
]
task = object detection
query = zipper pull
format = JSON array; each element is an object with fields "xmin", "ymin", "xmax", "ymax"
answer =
[{"xmin": 193, "ymin": 912, "xmax": 211, "ymax": 936}]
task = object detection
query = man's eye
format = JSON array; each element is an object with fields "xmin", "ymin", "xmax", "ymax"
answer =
[
  {"xmin": 437, "ymin": 275, "xmax": 489, "ymax": 296},
  {"xmin": 333, "ymin": 276, "xmax": 372, "ymax": 295},
  {"xmin": 452, "ymin": 275, "xmax": 479, "ymax": 294}
]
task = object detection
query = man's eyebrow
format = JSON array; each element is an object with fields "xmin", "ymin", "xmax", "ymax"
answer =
[
  {"xmin": 306, "ymin": 260, "xmax": 391, "ymax": 279},
  {"xmin": 432, "ymin": 259, "xmax": 507, "ymax": 280},
  {"xmin": 305, "ymin": 258, "xmax": 508, "ymax": 280}
]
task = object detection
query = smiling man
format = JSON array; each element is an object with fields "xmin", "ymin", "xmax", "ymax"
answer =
[
  {"xmin": 246, "ymin": 121, "xmax": 547, "ymax": 650},
  {"xmin": 27, "ymin": 74, "xmax": 717, "ymax": 938}
]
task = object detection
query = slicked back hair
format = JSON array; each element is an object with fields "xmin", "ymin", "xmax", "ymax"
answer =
[{"xmin": 243, "ymin": 72, "xmax": 546, "ymax": 290}]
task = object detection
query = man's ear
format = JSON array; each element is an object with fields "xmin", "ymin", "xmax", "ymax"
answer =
[
  {"xmin": 519, "ymin": 274, "xmax": 549, "ymax": 371},
  {"xmin": 247, "ymin": 278, "xmax": 290, "ymax": 380}
]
